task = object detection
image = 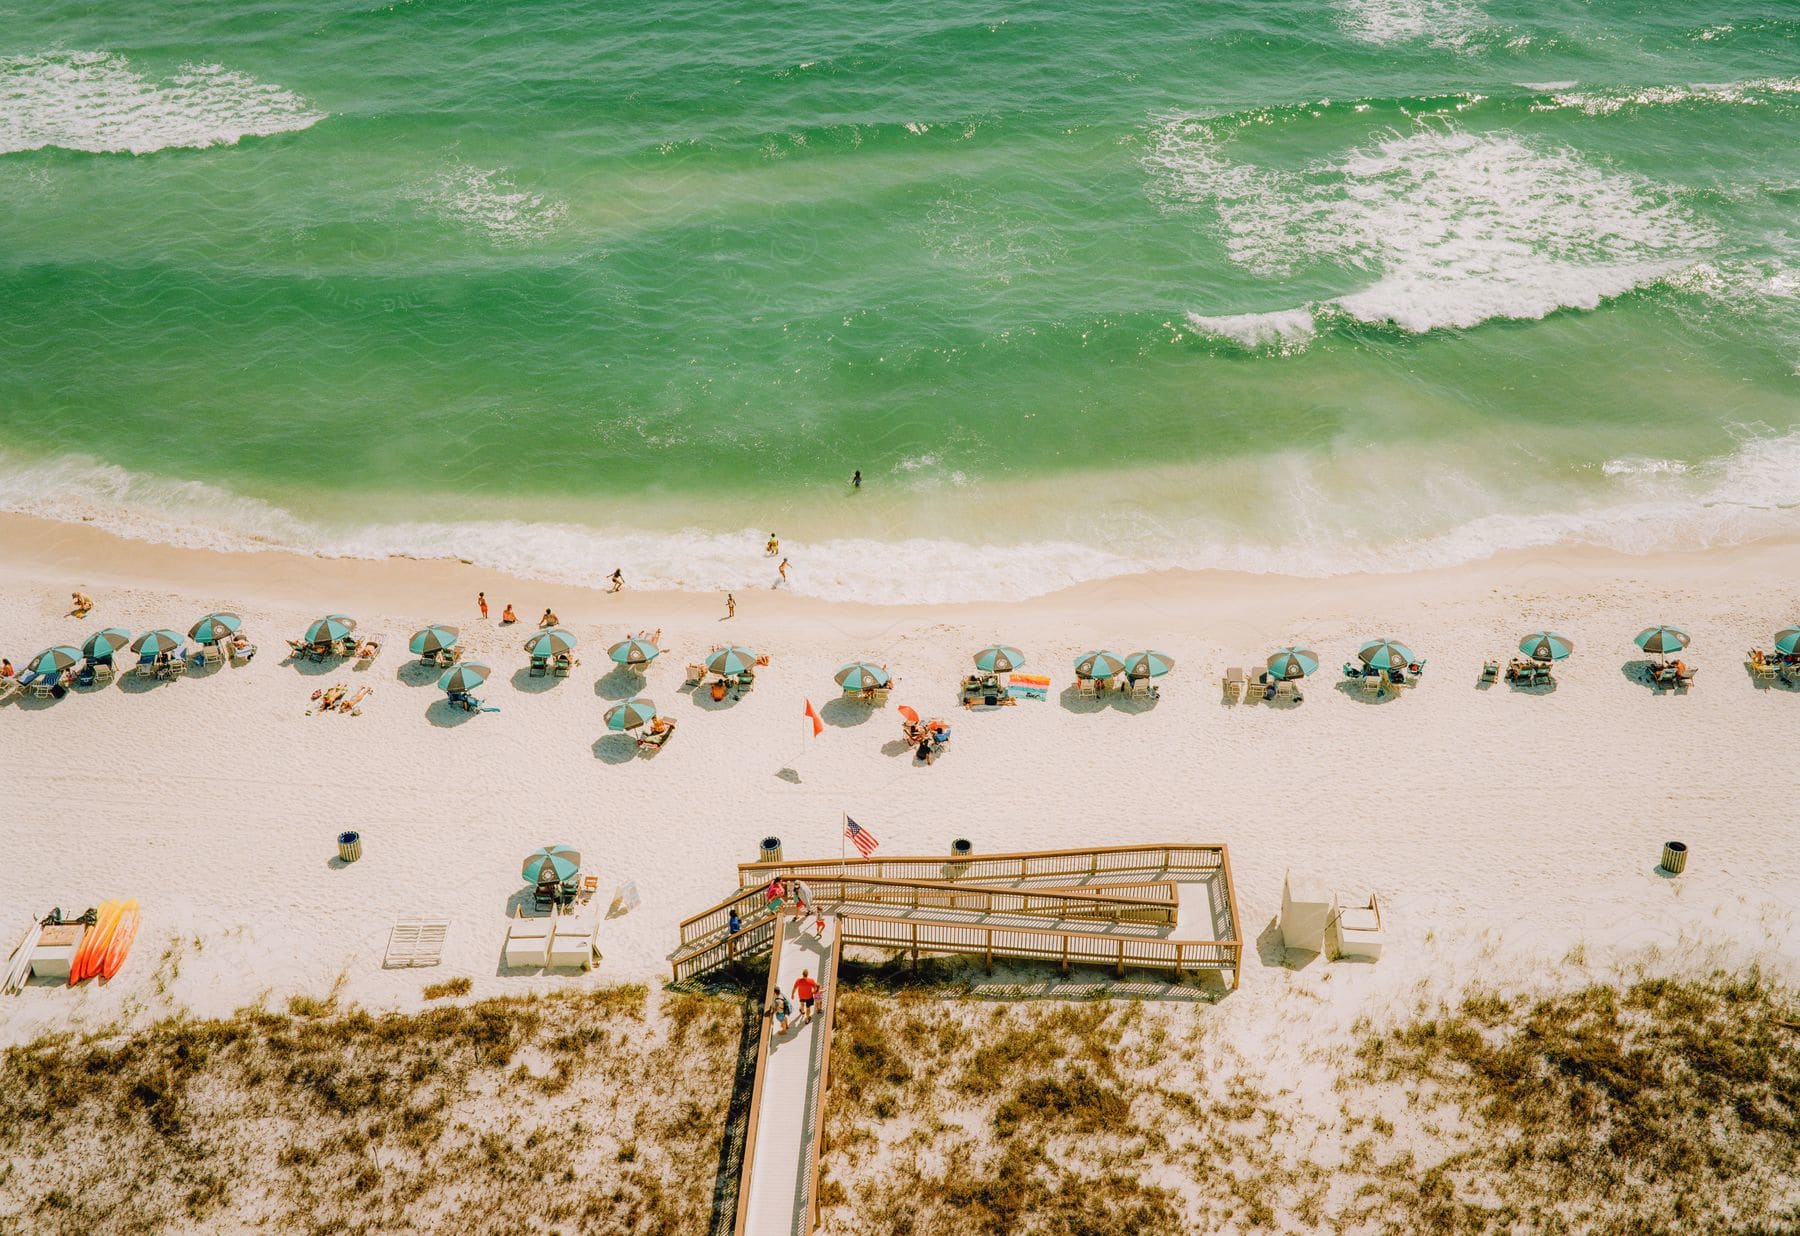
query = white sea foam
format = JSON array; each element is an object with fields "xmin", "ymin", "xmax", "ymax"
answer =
[
  {"xmin": 1533, "ymin": 78, "xmax": 1800, "ymax": 116},
  {"xmin": 417, "ymin": 163, "xmax": 568, "ymax": 242},
  {"xmin": 1335, "ymin": 0, "xmax": 1489, "ymax": 48},
  {"xmin": 0, "ymin": 52, "xmax": 322, "ymax": 156},
  {"xmin": 1185, "ymin": 308, "xmax": 1318, "ymax": 352},
  {"xmin": 4, "ymin": 437, "xmax": 1800, "ymax": 604},
  {"xmin": 1147, "ymin": 118, "xmax": 1714, "ymax": 333}
]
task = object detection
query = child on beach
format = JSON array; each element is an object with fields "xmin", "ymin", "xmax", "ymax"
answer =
[
  {"xmin": 771, "ymin": 990, "xmax": 791, "ymax": 1036},
  {"xmin": 811, "ymin": 904, "xmax": 826, "ymax": 938},
  {"xmin": 725, "ymin": 593, "xmax": 735, "ymax": 619},
  {"xmin": 477, "ymin": 592, "xmax": 488, "ymax": 619}
]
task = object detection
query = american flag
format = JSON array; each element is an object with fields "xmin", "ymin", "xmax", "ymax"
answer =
[{"xmin": 844, "ymin": 816, "xmax": 879, "ymax": 857}]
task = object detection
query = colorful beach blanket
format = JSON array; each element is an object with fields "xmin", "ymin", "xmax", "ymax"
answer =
[{"xmin": 1007, "ymin": 673, "xmax": 1049, "ymax": 700}]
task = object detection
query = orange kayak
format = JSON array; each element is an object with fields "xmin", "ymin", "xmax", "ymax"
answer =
[
  {"xmin": 71, "ymin": 900, "xmax": 121, "ymax": 985},
  {"xmin": 100, "ymin": 901, "xmax": 140, "ymax": 981}
]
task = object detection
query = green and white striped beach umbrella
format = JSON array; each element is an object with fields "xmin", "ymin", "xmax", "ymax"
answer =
[
  {"xmin": 609, "ymin": 637, "xmax": 661, "ymax": 666},
  {"xmin": 82, "ymin": 628, "xmax": 133, "ymax": 660},
  {"xmin": 305, "ymin": 614, "xmax": 356, "ymax": 645},
  {"xmin": 1774, "ymin": 627, "xmax": 1800, "ymax": 657},
  {"xmin": 1266, "ymin": 647, "xmax": 1319, "ymax": 680},
  {"xmin": 605, "ymin": 697, "xmax": 657, "ymax": 731},
  {"xmin": 188, "ymin": 612, "xmax": 241, "ymax": 644},
  {"xmin": 1357, "ymin": 639, "xmax": 1415, "ymax": 671},
  {"xmin": 438, "ymin": 661, "xmax": 490, "ymax": 693},
  {"xmin": 1123, "ymin": 650, "xmax": 1176, "ymax": 678},
  {"xmin": 1634, "ymin": 625, "xmax": 1689, "ymax": 656},
  {"xmin": 973, "ymin": 645, "xmax": 1024, "ymax": 674},
  {"xmin": 706, "ymin": 646, "xmax": 758, "ymax": 676},
  {"xmin": 1519, "ymin": 631, "xmax": 1573, "ymax": 662},
  {"xmin": 409, "ymin": 624, "xmax": 459, "ymax": 655},
  {"xmin": 834, "ymin": 661, "xmax": 890, "ymax": 690},
  {"xmin": 521, "ymin": 845, "xmax": 581, "ymax": 885},
  {"xmin": 131, "ymin": 629, "xmax": 184, "ymax": 656},
  {"xmin": 524, "ymin": 628, "xmax": 578, "ymax": 658},
  {"xmin": 1074, "ymin": 649, "xmax": 1126, "ymax": 679},
  {"xmin": 27, "ymin": 646, "xmax": 81, "ymax": 677}
]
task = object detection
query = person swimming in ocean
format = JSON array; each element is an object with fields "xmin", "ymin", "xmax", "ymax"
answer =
[{"xmin": 852, "ymin": 469, "xmax": 861, "ymax": 489}]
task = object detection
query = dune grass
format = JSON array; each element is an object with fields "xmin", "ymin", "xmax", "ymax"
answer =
[
  {"xmin": 816, "ymin": 969, "xmax": 1800, "ymax": 1234},
  {"xmin": 0, "ymin": 986, "xmax": 742, "ymax": 1236}
]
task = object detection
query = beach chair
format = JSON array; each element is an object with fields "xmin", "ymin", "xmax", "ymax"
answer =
[
  {"xmin": 638, "ymin": 722, "xmax": 675, "ymax": 753},
  {"xmin": 0, "ymin": 678, "xmax": 20, "ymax": 704},
  {"xmin": 1360, "ymin": 672, "xmax": 1382, "ymax": 696},
  {"xmin": 553, "ymin": 655, "xmax": 576, "ymax": 677},
  {"xmin": 356, "ymin": 635, "xmax": 384, "ymax": 668},
  {"xmin": 1330, "ymin": 893, "xmax": 1386, "ymax": 962},
  {"xmin": 1750, "ymin": 651, "xmax": 1776, "ymax": 680},
  {"xmin": 1676, "ymin": 665, "xmax": 1696, "ymax": 689},
  {"xmin": 196, "ymin": 644, "xmax": 224, "ymax": 667},
  {"xmin": 383, "ymin": 919, "xmax": 448, "ymax": 968},
  {"xmin": 736, "ymin": 671, "xmax": 756, "ymax": 695},
  {"xmin": 91, "ymin": 661, "xmax": 114, "ymax": 685},
  {"xmin": 528, "ymin": 655, "xmax": 548, "ymax": 678},
  {"xmin": 548, "ymin": 920, "xmax": 597, "ymax": 970},
  {"xmin": 28, "ymin": 679, "xmax": 54, "ymax": 699},
  {"xmin": 1222, "ymin": 666, "xmax": 1246, "ymax": 704},
  {"xmin": 230, "ymin": 642, "xmax": 257, "ymax": 665},
  {"xmin": 1077, "ymin": 677, "xmax": 1097, "ymax": 700},
  {"xmin": 871, "ymin": 686, "xmax": 890, "ymax": 705},
  {"xmin": 1481, "ymin": 660, "xmax": 1499, "ymax": 683},
  {"xmin": 685, "ymin": 663, "xmax": 705, "ymax": 688}
]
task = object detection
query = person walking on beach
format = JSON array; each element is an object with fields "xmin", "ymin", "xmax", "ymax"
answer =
[
  {"xmin": 609, "ymin": 568, "xmax": 625, "ymax": 593},
  {"xmin": 792, "ymin": 970, "xmax": 820, "ymax": 1026},
  {"xmin": 852, "ymin": 469, "xmax": 861, "ymax": 489},
  {"xmin": 810, "ymin": 903, "xmax": 827, "ymax": 939},
  {"xmin": 777, "ymin": 557, "xmax": 790, "ymax": 587},
  {"xmin": 477, "ymin": 591, "xmax": 488, "ymax": 620},
  {"xmin": 725, "ymin": 592, "xmax": 735, "ymax": 619}
]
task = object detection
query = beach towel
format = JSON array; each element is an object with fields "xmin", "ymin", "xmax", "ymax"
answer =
[{"xmin": 1007, "ymin": 673, "xmax": 1049, "ymax": 700}]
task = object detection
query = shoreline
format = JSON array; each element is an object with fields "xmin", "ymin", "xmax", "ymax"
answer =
[{"xmin": 5, "ymin": 508, "xmax": 1799, "ymax": 626}]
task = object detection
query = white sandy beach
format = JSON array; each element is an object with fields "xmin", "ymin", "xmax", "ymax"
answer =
[{"xmin": 2, "ymin": 513, "xmax": 1798, "ymax": 1062}]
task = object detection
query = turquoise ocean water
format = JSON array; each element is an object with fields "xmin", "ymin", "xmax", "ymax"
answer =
[{"xmin": 1, "ymin": 0, "xmax": 1796, "ymax": 601}]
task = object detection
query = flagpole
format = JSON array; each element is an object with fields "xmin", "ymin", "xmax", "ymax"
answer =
[{"xmin": 840, "ymin": 810, "xmax": 846, "ymax": 865}]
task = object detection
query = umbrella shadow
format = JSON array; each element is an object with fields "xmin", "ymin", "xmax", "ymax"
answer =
[
  {"xmin": 511, "ymin": 667, "xmax": 562, "ymax": 694},
  {"xmin": 689, "ymin": 683, "xmax": 742, "ymax": 712},
  {"xmin": 880, "ymin": 738, "xmax": 913, "ymax": 759},
  {"xmin": 1108, "ymin": 690, "xmax": 1160, "ymax": 714},
  {"xmin": 426, "ymin": 699, "xmax": 479, "ymax": 728},
  {"xmin": 395, "ymin": 660, "xmax": 440, "ymax": 688},
  {"xmin": 11, "ymin": 689, "xmax": 66, "ymax": 711},
  {"xmin": 1743, "ymin": 659, "xmax": 1800, "ymax": 691},
  {"xmin": 591, "ymin": 733, "xmax": 639, "ymax": 764},
  {"xmin": 185, "ymin": 657, "xmax": 226, "ymax": 681},
  {"xmin": 819, "ymin": 696, "xmax": 875, "ymax": 728},
  {"xmin": 285, "ymin": 653, "xmax": 343, "ymax": 677},
  {"xmin": 1057, "ymin": 687, "xmax": 1106, "ymax": 715},
  {"xmin": 1508, "ymin": 674, "xmax": 1559, "ymax": 695},
  {"xmin": 595, "ymin": 665, "xmax": 645, "ymax": 701},
  {"xmin": 1333, "ymin": 679, "xmax": 1397, "ymax": 705},
  {"xmin": 1622, "ymin": 659, "xmax": 1686, "ymax": 694},
  {"xmin": 115, "ymin": 671, "xmax": 173, "ymax": 695}
]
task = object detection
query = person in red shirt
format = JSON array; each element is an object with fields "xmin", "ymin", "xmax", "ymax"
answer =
[{"xmin": 792, "ymin": 970, "xmax": 820, "ymax": 1025}]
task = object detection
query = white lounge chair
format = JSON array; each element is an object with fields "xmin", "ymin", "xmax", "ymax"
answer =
[
  {"xmin": 548, "ymin": 920, "xmax": 597, "ymax": 970},
  {"xmin": 1076, "ymin": 677, "xmax": 1097, "ymax": 700},
  {"xmin": 383, "ymin": 919, "xmax": 448, "ymax": 968},
  {"xmin": 1222, "ymin": 667, "xmax": 1246, "ymax": 704},
  {"xmin": 504, "ymin": 918, "xmax": 551, "ymax": 967}
]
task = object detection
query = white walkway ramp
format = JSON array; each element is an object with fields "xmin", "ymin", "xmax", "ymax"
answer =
[{"xmin": 736, "ymin": 916, "xmax": 839, "ymax": 1236}]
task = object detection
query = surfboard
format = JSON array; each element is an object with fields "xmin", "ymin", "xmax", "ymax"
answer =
[
  {"xmin": 72, "ymin": 900, "xmax": 121, "ymax": 985},
  {"xmin": 99, "ymin": 901, "xmax": 140, "ymax": 981},
  {"xmin": 3, "ymin": 920, "xmax": 42, "ymax": 995}
]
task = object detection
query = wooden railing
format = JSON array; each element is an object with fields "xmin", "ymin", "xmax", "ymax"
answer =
[
  {"xmin": 671, "ymin": 914, "xmax": 777, "ymax": 984},
  {"xmin": 831, "ymin": 911, "xmax": 1240, "ymax": 982},
  {"xmin": 738, "ymin": 842, "xmax": 1230, "ymax": 889},
  {"xmin": 678, "ymin": 875, "xmax": 1175, "ymax": 950}
]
